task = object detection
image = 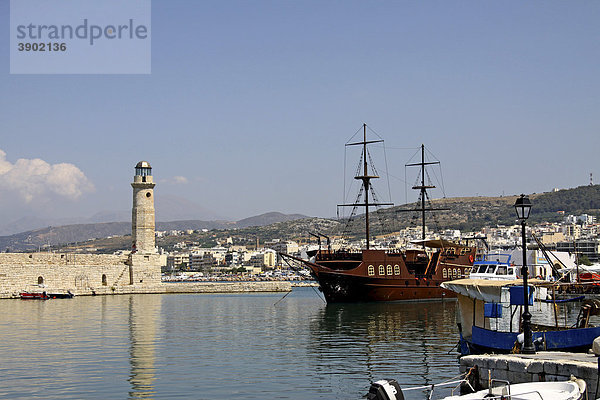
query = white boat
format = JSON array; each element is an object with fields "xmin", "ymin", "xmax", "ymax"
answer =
[
  {"xmin": 469, "ymin": 249, "xmax": 576, "ymax": 282},
  {"xmin": 366, "ymin": 377, "xmax": 585, "ymax": 400},
  {"xmin": 442, "ymin": 379, "xmax": 585, "ymax": 400}
]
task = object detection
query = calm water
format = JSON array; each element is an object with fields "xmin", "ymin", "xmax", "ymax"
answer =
[{"xmin": 0, "ymin": 288, "xmax": 464, "ymax": 399}]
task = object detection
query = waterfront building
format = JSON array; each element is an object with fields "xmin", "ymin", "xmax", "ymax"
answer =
[
  {"xmin": 555, "ymin": 240, "xmax": 600, "ymax": 262},
  {"xmin": 563, "ymin": 224, "xmax": 582, "ymax": 240},
  {"xmin": 248, "ymin": 250, "xmax": 277, "ymax": 270},
  {"xmin": 166, "ymin": 253, "xmax": 190, "ymax": 271},
  {"xmin": 225, "ymin": 251, "xmax": 241, "ymax": 267},
  {"xmin": 540, "ymin": 232, "xmax": 566, "ymax": 245},
  {"xmin": 266, "ymin": 240, "xmax": 299, "ymax": 265},
  {"xmin": 579, "ymin": 214, "xmax": 597, "ymax": 225}
]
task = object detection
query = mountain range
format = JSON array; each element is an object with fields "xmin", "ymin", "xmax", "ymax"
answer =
[
  {"xmin": 0, "ymin": 212, "xmax": 307, "ymax": 252},
  {"xmin": 0, "ymin": 194, "xmax": 226, "ymax": 236}
]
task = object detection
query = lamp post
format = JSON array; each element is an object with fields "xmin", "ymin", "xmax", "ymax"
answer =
[{"xmin": 515, "ymin": 194, "xmax": 535, "ymax": 354}]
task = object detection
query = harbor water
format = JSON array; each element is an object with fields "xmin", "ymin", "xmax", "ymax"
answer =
[{"xmin": 1, "ymin": 287, "xmax": 472, "ymax": 399}]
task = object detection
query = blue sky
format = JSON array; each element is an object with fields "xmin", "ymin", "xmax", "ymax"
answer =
[{"xmin": 0, "ymin": 1, "xmax": 599, "ymax": 231}]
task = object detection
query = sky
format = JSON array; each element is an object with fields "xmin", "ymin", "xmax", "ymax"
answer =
[{"xmin": 0, "ymin": 1, "xmax": 599, "ymax": 232}]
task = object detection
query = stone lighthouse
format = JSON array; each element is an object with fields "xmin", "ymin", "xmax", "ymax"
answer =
[
  {"xmin": 131, "ymin": 161, "xmax": 156, "ymax": 254},
  {"xmin": 128, "ymin": 161, "xmax": 161, "ymax": 286}
]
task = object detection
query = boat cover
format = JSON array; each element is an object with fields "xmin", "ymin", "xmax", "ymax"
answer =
[{"xmin": 441, "ymin": 279, "xmax": 534, "ymax": 303}]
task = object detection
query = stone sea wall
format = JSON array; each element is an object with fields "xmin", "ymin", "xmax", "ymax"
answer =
[
  {"xmin": 0, "ymin": 252, "xmax": 291, "ymax": 298},
  {"xmin": 460, "ymin": 352, "xmax": 598, "ymax": 399},
  {"xmin": 0, "ymin": 252, "xmax": 131, "ymax": 297}
]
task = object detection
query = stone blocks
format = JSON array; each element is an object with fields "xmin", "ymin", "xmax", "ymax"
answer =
[
  {"xmin": 460, "ymin": 352, "xmax": 599, "ymax": 399},
  {"xmin": 0, "ymin": 252, "xmax": 160, "ymax": 298}
]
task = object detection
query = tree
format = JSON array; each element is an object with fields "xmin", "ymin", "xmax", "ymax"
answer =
[{"xmin": 578, "ymin": 255, "xmax": 593, "ymax": 266}]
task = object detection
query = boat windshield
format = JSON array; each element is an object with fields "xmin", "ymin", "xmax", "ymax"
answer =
[
  {"xmin": 482, "ymin": 253, "xmax": 512, "ymax": 264},
  {"xmin": 496, "ymin": 265, "xmax": 507, "ymax": 275}
]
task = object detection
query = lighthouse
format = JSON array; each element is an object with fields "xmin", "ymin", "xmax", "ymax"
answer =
[{"xmin": 131, "ymin": 161, "xmax": 156, "ymax": 254}]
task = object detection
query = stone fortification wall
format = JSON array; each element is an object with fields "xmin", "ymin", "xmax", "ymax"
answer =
[
  {"xmin": 0, "ymin": 252, "xmax": 132, "ymax": 298},
  {"xmin": 0, "ymin": 252, "xmax": 291, "ymax": 298}
]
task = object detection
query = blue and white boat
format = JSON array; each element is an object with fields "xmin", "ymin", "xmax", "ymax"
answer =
[{"xmin": 441, "ymin": 279, "xmax": 600, "ymax": 355}]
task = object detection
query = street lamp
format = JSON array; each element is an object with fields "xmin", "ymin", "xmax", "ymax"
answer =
[{"xmin": 514, "ymin": 194, "xmax": 535, "ymax": 354}]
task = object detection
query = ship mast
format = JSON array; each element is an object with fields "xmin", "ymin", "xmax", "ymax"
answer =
[
  {"xmin": 339, "ymin": 124, "xmax": 393, "ymax": 249},
  {"xmin": 401, "ymin": 144, "xmax": 448, "ymax": 249}
]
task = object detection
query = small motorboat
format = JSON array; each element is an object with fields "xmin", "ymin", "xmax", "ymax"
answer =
[
  {"xmin": 366, "ymin": 377, "xmax": 586, "ymax": 400},
  {"xmin": 19, "ymin": 292, "xmax": 49, "ymax": 300},
  {"xmin": 442, "ymin": 379, "xmax": 585, "ymax": 400}
]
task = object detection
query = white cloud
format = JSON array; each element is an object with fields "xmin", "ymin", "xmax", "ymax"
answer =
[
  {"xmin": 0, "ymin": 149, "xmax": 94, "ymax": 203},
  {"xmin": 159, "ymin": 176, "xmax": 189, "ymax": 185}
]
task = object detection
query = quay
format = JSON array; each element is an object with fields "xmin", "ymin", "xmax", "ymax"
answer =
[
  {"xmin": 0, "ymin": 281, "xmax": 292, "ymax": 299},
  {"xmin": 460, "ymin": 352, "xmax": 600, "ymax": 399}
]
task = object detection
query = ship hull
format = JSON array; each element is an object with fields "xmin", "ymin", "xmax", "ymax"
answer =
[{"xmin": 314, "ymin": 270, "xmax": 456, "ymax": 303}]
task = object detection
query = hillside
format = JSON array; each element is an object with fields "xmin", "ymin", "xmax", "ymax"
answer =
[
  {"xmin": 2, "ymin": 185, "xmax": 598, "ymax": 253},
  {"xmin": 338, "ymin": 185, "xmax": 600, "ymax": 237},
  {"xmin": 0, "ymin": 212, "xmax": 308, "ymax": 252}
]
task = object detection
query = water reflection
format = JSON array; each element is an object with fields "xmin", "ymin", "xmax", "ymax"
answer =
[
  {"xmin": 0, "ymin": 290, "xmax": 465, "ymax": 399},
  {"xmin": 308, "ymin": 300, "xmax": 461, "ymax": 395},
  {"xmin": 128, "ymin": 295, "xmax": 161, "ymax": 399}
]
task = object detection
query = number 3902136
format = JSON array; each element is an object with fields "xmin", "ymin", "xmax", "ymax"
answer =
[{"xmin": 18, "ymin": 43, "xmax": 67, "ymax": 51}]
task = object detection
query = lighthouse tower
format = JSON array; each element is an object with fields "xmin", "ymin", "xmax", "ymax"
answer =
[
  {"xmin": 128, "ymin": 161, "xmax": 161, "ymax": 286},
  {"xmin": 131, "ymin": 161, "xmax": 156, "ymax": 254}
]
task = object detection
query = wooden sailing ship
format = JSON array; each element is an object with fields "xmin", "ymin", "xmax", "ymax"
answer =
[{"xmin": 282, "ymin": 124, "xmax": 477, "ymax": 303}]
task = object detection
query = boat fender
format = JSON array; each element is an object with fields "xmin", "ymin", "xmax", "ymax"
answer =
[
  {"xmin": 366, "ymin": 379, "xmax": 404, "ymax": 400},
  {"xmin": 570, "ymin": 375, "xmax": 586, "ymax": 394},
  {"xmin": 592, "ymin": 336, "xmax": 600, "ymax": 355},
  {"xmin": 517, "ymin": 332, "xmax": 524, "ymax": 344}
]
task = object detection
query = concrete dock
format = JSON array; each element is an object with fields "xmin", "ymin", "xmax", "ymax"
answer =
[{"xmin": 460, "ymin": 352, "xmax": 599, "ymax": 399}]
